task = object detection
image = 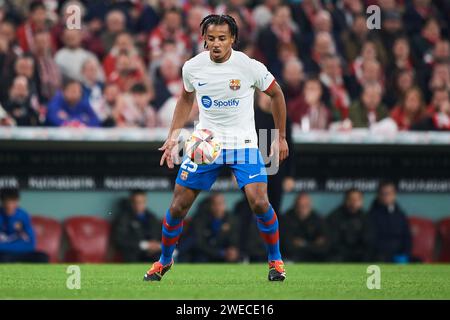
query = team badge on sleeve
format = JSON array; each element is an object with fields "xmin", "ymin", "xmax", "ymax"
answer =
[{"xmin": 229, "ymin": 79, "xmax": 241, "ymax": 91}]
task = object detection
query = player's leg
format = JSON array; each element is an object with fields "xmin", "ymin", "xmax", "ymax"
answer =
[
  {"xmin": 231, "ymin": 148, "xmax": 285, "ymax": 281},
  {"xmin": 243, "ymin": 182, "xmax": 285, "ymax": 281},
  {"xmin": 144, "ymin": 183, "xmax": 200, "ymax": 281},
  {"xmin": 144, "ymin": 156, "xmax": 221, "ymax": 281},
  {"xmin": 160, "ymin": 183, "xmax": 200, "ymax": 265}
]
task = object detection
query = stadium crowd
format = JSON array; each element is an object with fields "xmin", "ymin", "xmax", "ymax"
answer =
[{"xmin": 0, "ymin": 0, "xmax": 449, "ymax": 131}]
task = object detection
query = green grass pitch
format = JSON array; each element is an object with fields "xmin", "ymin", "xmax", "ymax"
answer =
[{"xmin": 1, "ymin": 263, "xmax": 449, "ymax": 300}]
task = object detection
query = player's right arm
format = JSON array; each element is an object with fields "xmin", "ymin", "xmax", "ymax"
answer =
[{"xmin": 159, "ymin": 88, "xmax": 195, "ymax": 168}]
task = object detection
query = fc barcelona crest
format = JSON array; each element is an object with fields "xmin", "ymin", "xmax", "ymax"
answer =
[
  {"xmin": 229, "ymin": 79, "xmax": 241, "ymax": 91},
  {"xmin": 180, "ymin": 170, "xmax": 189, "ymax": 181}
]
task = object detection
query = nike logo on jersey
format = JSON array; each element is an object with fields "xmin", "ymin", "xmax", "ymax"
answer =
[
  {"xmin": 249, "ymin": 173, "xmax": 261, "ymax": 179},
  {"xmin": 198, "ymin": 82, "xmax": 207, "ymax": 86}
]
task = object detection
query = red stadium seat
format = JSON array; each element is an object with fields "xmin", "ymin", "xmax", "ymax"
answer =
[
  {"xmin": 437, "ymin": 217, "xmax": 450, "ymax": 262},
  {"xmin": 408, "ymin": 216, "xmax": 436, "ymax": 263},
  {"xmin": 64, "ymin": 216, "xmax": 110, "ymax": 263},
  {"xmin": 31, "ymin": 216, "xmax": 63, "ymax": 263}
]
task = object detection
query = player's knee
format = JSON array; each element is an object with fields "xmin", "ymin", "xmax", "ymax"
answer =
[
  {"xmin": 249, "ymin": 197, "xmax": 270, "ymax": 214},
  {"xmin": 169, "ymin": 201, "xmax": 189, "ymax": 218}
]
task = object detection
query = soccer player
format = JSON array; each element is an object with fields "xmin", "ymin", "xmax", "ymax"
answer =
[{"xmin": 144, "ymin": 14, "xmax": 289, "ymax": 282}]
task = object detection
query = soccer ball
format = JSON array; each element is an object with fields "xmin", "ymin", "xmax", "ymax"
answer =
[{"xmin": 185, "ymin": 129, "xmax": 222, "ymax": 164}]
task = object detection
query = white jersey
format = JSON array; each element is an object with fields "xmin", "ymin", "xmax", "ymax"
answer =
[{"xmin": 182, "ymin": 49, "xmax": 275, "ymax": 149}]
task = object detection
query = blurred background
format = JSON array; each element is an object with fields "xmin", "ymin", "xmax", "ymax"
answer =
[{"xmin": 0, "ymin": 0, "xmax": 449, "ymax": 265}]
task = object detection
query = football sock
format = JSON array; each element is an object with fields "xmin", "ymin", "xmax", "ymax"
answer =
[
  {"xmin": 255, "ymin": 204, "xmax": 282, "ymax": 261},
  {"xmin": 159, "ymin": 209, "xmax": 183, "ymax": 265}
]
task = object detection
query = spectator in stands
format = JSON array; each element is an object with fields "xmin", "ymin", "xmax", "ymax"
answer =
[
  {"xmin": 81, "ymin": 15, "xmax": 106, "ymax": 60},
  {"xmin": 351, "ymin": 41, "xmax": 384, "ymax": 85},
  {"xmin": 384, "ymin": 68, "xmax": 417, "ymax": 110},
  {"xmin": 226, "ymin": 8, "xmax": 254, "ymax": 51},
  {"xmin": 94, "ymin": 83, "xmax": 118, "ymax": 128},
  {"xmin": 352, "ymin": 59, "xmax": 384, "ymax": 99},
  {"xmin": 147, "ymin": 7, "xmax": 189, "ymax": 63},
  {"xmin": 112, "ymin": 189, "xmax": 161, "ymax": 262},
  {"xmin": 16, "ymin": 1, "xmax": 49, "ymax": 53},
  {"xmin": 107, "ymin": 52, "xmax": 148, "ymax": 92},
  {"xmin": 12, "ymin": 55, "xmax": 42, "ymax": 106},
  {"xmin": 319, "ymin": 54, "xmax": 351, "ymax": 118},
  {"xmin": 303, "ymin": 31, "xmax": 336, "ymax": 74},
  {"xmin": 81, "ymin": 58, "xmax": 104, "ymax": 121},
  {"xmin": 403, "ymin": 0, "xmax": 443, "ymax": 36},
  {"xmin": 287, "ymin": 77, "xmax": 331, "ymax": 130},
  {"xmin": 256, "ymin": 5, "xmax": 301, "ymax": 75},
  {"xmin": 341, "ymin": 14, "xmax": 385, "ymax": 65},
  {"xmin": 388, "ymin": 36, "xmax": 415, "ymax": 77},
  {"xmin": 0, "ymin": 21, "xmax": 21, "ymax": 104},
  {"xmin": 128, "ymin": 1, "xmax": 160, "ymax": 39},
  {"xmin": 412, "ymin": 87, "xmax": 450, "ymax": 131},
  {"xmin": 46, "ymin": 79, "xmax": 100, "ymax": 127},
  {"xmin": 102, "ymin": 32, "xmax": 145, "ymax": 79},
  {"xmin": 3, "ymin": 75, "xmax": 39, "ymax": 126},
  {"xmin": 0, "ymin": 20, "xmax": 22, "ymax": 56},
  {"xmin": 113, "ymin": 82, "xmax": 157, "ymax": 128},
  {"xmin": 0, "ymin": 187, "xmax": 48, "ymax": 262},
  {"xmin": 368, "ymin": 181, "xmax": 412, "ymax": 263},
  {"xmin": 330, "ymin": 0, "xmax": 364, "ymax": 33},
  {"xmin": 304, "ymin": 9, "xmax": 342, "ymax": 61},
  {"xmin": 0, "ymin": 104, "xmax": 14, "ymax": 126},
  {"xmin": 186, "ymin": 6, "xmax": 209, "ymax": 57},
  {"xmin": 326, "ymin": 188, "xmax": 372, "ymax": 262},
  {"xmin": 55, "ymin": 29, "xmax": 100, "ymax": 82},
  {"xmin": 411, "ymin": 17, "xmax": 442, "ymax": 70},
  {"xmin": 101, "ymin": 10, "xmax": 127, "ymax": 53},
  {"xmin": 429, "ymin": 62, "xmax": 450, "ymax": 94},
  {"xmin": 379, "ymin": 10, "xmax": 404, "ymax": 61},
  {"xmin": 33, "ymin": 30, "xmax": 61, "ymax": 103},
  {"xmin": 390, "ymin": 87, "xmax": 427, "ymax": 130},
  {"xmin": 280, "ymin": 58, "xmax": 304, "ymax": 107},
  {"xmin": 432, "ymin": 40, "xmax": 450, "ymax": 64},
  {"xmin": 348, "ymin": 82, "xmax": 388, "ymax": 128},
  {"xmin": 252, "ymin": 0, "xmax": 281, "ymax": 29},
  {"xmin": 190, "ymin": 193, "xmax": 240, "ymax": 263},
  {"xmin": 153, "ymin": 53, "xmax": 182, "ymax": 111},
  {"xmin": 427, "ymin": 86, "xmax": 450, "ymax": 113},
  {"xmin": 281, "ymin": 192, "xmax": 328, "ymax": 262}
]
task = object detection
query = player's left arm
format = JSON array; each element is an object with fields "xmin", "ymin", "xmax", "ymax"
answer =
[{"xmin": 264, "ymin": 81, "xmax": 289, "ymax": 162}]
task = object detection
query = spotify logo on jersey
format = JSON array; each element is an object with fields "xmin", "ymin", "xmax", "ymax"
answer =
[
  {"xmin": 201, "ymin": 96, "xmax": 240, "ymax": 109},
  {"xmin": 201, "ymin": 96, "xmax": 213, "ymax": 108}
]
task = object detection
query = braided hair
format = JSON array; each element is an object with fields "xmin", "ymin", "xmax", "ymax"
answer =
[{"xmin": 199, "ymin": 14, "xmax": 239, "ymax": 49}]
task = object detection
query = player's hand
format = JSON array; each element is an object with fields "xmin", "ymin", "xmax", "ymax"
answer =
[
  {"xmin": 278, "ymin": 137, "xmax": 289, "ymax": 162},
  {"xmin": 159, "ymin": 138, "xmax": 178, "ymax": 169},
  {"xmin": 270, "ymin": 137, "xmax": 289, "ymax": 164}
]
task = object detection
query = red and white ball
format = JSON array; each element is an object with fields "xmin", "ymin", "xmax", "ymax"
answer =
[{"xmin": 185, "ymin": 129, "xmax": 221, "ymax": 164}]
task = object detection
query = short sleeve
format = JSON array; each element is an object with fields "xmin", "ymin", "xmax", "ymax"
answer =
[
  {"xmin": 182, "ymin": 62, "xmax": 195, "ymax": 93},
  {"xmin": 251, "ymin": 59, "xmax": 275, "ymax": 91}
]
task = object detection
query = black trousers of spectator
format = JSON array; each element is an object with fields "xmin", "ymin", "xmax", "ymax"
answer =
[
  {"xmin": 267, "ymin": 171, "xmax": 283, "ymax": 215},
  {"xmin": 0, "ymin": 251, "xmax": 49, "ymax": 263},
  {"xmin": 120, "ymin": 250, "xmax": 160, "ymax": 263}
]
